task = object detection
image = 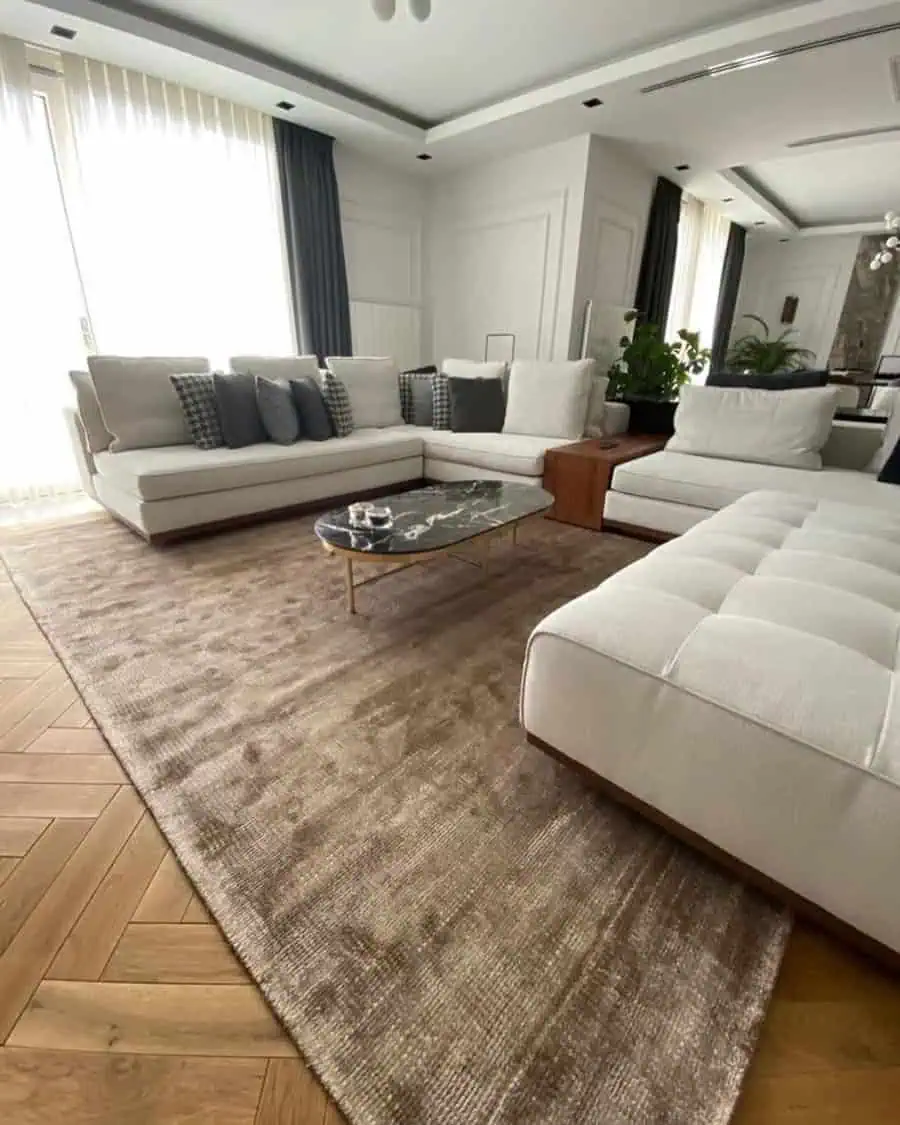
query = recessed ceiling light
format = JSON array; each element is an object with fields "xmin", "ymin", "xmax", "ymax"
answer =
[
  {"xmin": 582, "ymin": 97, "xmax": 604, "ymax": 108},
  {"xmin": 275, "ymin": 101, "xmax": 295, "ymax": 111},
  {"xmin": 50, "ymin": 24, "xmax": 77, "ymax": 40},
  {"xmin": 675, "ymin": 163, "xmax": 691, "ymax": 171},
  {"xmin": 722, "ymin": 197, "xmax": 735, "ymax": 203},
  {"xmin": 754, "ymin": 221, "xmax": 766, "ymax": 227},
  {"xmin": 417, "ymin": 153, "xmax": 432, "ymax": 161},
  {"xmin": 779, "ymin": 238, "xmax": 790, "ymax": 243}
]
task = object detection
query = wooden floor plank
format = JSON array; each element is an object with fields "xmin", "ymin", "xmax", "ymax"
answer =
[
  {"xmin": 51, "ymin": 700, "xmax": 92, "ymax": 729},
  {"xmin": 0, "ymin": 819, "xmax": 91, "ymax": 957},
  {"xmin": 0, "ymin": 783, "xmax": 118, "ymax": 819},
  {"xmin": 9, "ymin": 982, "xmax": 298, "ymax": 1058},
  {"xmin": 103, "ymin": 923, "xmax": 249, "ymax": 985},
  {"xmin": 0, "ymin": 817, "xmax": 48, "ymax": 857},
  {"xmin": 48, "ymin": 816, "xmax": 169, "ymax": 982},
  {"xmin": 0, "ymin": 667, "xmax": 67, "ymax": 739},
  {"xmin": 255, "ymin": 1059, "xmax": 328, "ymax": 1125},
  {"xmin": 0, "ymin": 682, "xmax": 27, "ymax": 709},
  {"xmin": 182, "ymin": 893, "xmax": 213, "ymax": 924},
  {"xmin": 0, "ymin": 683, "xmax": 79, "ymax": 754},
  {"xmin": 0, "ymin": 788, "xmax": 143, "ymax": 1040},
  {"xmin": 133, "ymin": 853, "xmax": 195, "ymax": 923},
  {"xmin": 0, "ymin": 660, "xmax": 53, "ymax": 680},
  {"xmin": 0, "ymin": 858, "xmax": 17, "ymax": 887},
  {"xmin": 26, "ymin": 728, "xmax": 108, "ymax": 756},
  {"xmin": 0, "ymin": 1048, "xmax": 268, "ymax": 1125},
  {"xmin": 0, "ymin": 754, "xmax": 125, "ymax": 785},
  {"xmin": 735, "ymin": 1066, "xmax": 900, "ymax": 1124},
  {"xmin": 324, "ymin": 1101, "xmax": 349, "ymax": 1125}
]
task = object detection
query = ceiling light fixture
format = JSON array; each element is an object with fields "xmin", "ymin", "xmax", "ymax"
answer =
[
  {"xmin": 708, "ymin": 50, "xmax": 777, "ymax": 78},
  {"xmin": 50, "ymin": 24, "xmax": 77, "ymax": 39},
  {"xmin": 582, "ymin": 97, "xmax": 604, "ymax": 108},
  {"xmin": 675, "ymin": 164, "xmax": 690, "ymax": 172},
  {"xmin": 870, "ymin": 213, "xmax": 900, "ymax": 270},
  {"xmin": 371, "ymin": 0, "xmax": 432, "ymax": 20},
  {"xmin": 275, "ymin": 100, "xmax": 295, "ymax": 111},
  {"xmin": 416, "ymin": 153, "xmax": 432, "ymax": 161},
  {"xmin": 722, "ymin": 197, "xmax": 735, "ymax": 203}
]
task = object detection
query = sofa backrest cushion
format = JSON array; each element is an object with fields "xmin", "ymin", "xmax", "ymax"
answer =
[
  {"xmin": 290, "ymin": 376, "xmax": 334, "ymax": 441},
  {"xmin": 230, "ymin": 355, "xmax": 319, "ymax": 381},
  {"xmin": 213, "ymin": 372, "xmax": 267, "ymax": 449},
  {"xmin": 69, "ymin": 370, "xmax": 113, "ymax": 453},
  {"xmin": 256, "ymin": 376, "xmax": 301, "ymax": 445},
  {"xmin": 448, "ymin": 376, "xmax": 505, "ymax": 433},
  {"xmin": 667, "ymin": 385, "xmax": 839, "ymax": 470},
  {"xmin": 706, "ymin": 370, "xmax": 830, "ymax": 390},
  {"xmin": 503, "ymin": 359, "xmax": 594, "ymax": 440},
  {"xmin": 88, "ymin": 356, "xmax": 210, "ymax": 452},
  {"xmin": 868, "ymin": 388, "xmax": 900, "ymax": 474},
  {"xmin": 325, "ymin": 357, "xmax": 403, "ymax": 428}
]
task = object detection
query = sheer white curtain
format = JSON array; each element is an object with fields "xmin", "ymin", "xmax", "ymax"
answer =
[
  {"xmin": 59, "ymin": 55, "xmax": 294, "ymax": 363},
  {"xmin": 665, "ymin": 196, "xmax": 730, "ymax": 378},
  {"xmin": 0, "ymin": 37, "xmax": 83, "ymax": 501}
]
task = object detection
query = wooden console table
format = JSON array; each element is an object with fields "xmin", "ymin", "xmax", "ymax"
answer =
[{"xmin": 543, "ymin": 435, "xmax": 668, "ymax": 532}]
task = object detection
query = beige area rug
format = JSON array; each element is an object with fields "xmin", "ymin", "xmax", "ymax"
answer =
[{"xmin": 3, "ymin": 513, "xmax": 790, "ymax": 1125}]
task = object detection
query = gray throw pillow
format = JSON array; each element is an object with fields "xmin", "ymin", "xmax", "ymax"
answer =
[
  {"xmin": 170, "ymin": 373, "xmax": 224, "ymax": 450},
  {"xmin": 213, "ymin": 372, "xmax": 267, "ymax": 448},
  {"xmin": 290, "ymin": 376, "xmax": 334, "ymax": 441},
  {"xmin": 256, "ymin": 376, "xmax": 300, "ymax": 444},
  {"xmin": 410, "ymin": 376, "xmax": 434, "ymax": 427},
  {"xmin": 449, "ymin": 376, "xmax": 506, "ymax": 433}
]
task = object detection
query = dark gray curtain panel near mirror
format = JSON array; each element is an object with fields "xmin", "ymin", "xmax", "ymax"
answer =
[
  {"xmin": 273, "ymin": 120, "xmax": 352, "ymax": 362},
  {"xmin": 711, "ymin": 222, "xmax": 747, "ymax": 372},
  {"xmin": 634, "ymin": 177, "xmax": 682, "ymax": 329}
]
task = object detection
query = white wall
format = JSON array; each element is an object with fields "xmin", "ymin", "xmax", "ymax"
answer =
[
  {"xmin": 732, "ymin": 234, "xmax": 860, "ymax": 367},
  {"xmin": 570, "ymin": 136, "xmax": 655, "ymax": 356},
  {"xmin": 428, "ymin": 136, "xmax": 593, "ymax": 364},
  {"xmin": 334, "ymin": 146, "xmax": 427, "ymax": 369}
]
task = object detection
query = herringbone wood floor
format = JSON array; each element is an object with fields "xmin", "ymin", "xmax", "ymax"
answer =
[{"xmin": 0, "ymin": 540, "xmax": 898, "ymax": 1123}]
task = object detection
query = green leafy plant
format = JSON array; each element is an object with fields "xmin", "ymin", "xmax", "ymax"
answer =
[
  {"xmin": 608, "ymin": 311, "xmax": 711, "ymax": 401},
  {"xmin": 726, "ymin": 315, "xmax": 815, "ymax": 373}
]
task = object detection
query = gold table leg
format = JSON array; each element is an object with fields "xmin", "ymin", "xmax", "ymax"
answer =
[{"xmin": 344, "ymin": 556, "xmax": 356, "ymax": 615}]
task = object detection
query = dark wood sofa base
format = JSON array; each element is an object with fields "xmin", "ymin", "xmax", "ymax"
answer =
[
  {"xmin": 601, "ymin": 518, "xmax": 676, "ymax": 544},
  {"xmin": 526, "ymin": 731, "xmax": 900, "ymax": 973}
]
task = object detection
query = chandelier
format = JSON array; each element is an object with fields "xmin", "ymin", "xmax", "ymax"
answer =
[
  {"xmin": 371, "ymin": 0, "xmax": 432, "ymax": 19},
  {"xmin": 870, "ymin": 212, "xmax": 900, "ymax": 271}
]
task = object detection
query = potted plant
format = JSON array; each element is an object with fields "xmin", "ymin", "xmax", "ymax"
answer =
[
  {"xmin": 726, "ymin": 315, "xmax": 815, "ymax": 373},
  {"xmin": 608, "ymin": 311, "xmax": 711, "ymax": 434}
]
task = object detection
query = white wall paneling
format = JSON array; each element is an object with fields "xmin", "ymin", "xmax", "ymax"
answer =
[
  {"xmin": 349, "ymin": 301, "xmax": 421, "ymax": 371},
  {"xmin": 732, "ymin": 234, "xmax": 861, "ymax": 367}
]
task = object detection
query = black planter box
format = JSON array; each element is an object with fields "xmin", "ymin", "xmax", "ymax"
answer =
[{"xmin": 621, "ymin": 396, "xmax": 678, "ymax": 436}]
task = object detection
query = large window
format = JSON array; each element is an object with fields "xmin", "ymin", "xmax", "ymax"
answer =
[
  {"xmin": 665, "ymin": 195, "xmax": 730, "ymax": 376},
  {"xmin": 0, "ymin": 36, "xmax": 294, "ymax": 501}
]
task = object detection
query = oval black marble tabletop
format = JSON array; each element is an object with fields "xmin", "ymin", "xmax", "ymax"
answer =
[{"xmin": 314, "ymin": 480, "xmax": 553, "ymax": 556}]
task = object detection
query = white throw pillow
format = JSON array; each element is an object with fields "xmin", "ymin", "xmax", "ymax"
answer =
[
  {"xmin": 88, "ymin": 356, "xmax": 210, "ymax": 452},
  {"xmin": 230, "ymin": 355, "xmax": 319, "ymax": 381},
  {"xmin": 667, "ymin": 385, "xmax": 840, "ymax": 470},
  {"xmin": 325, "ymin": 357, "xmax": 403, "ymax": 428},
  {"xmin": 867, "ymin": 387, "xmax": 900, "ymax": 474},
  {"xmin": 584, "ymin": 374, "xmax": 611, "ymax": 437},
  {"xmin": 442, "ymin": 359, "xmax": 508, "ymax": 380},
  {"xmin": 503, "ymin": 359, "xmax": 594, "ymax": 440}
]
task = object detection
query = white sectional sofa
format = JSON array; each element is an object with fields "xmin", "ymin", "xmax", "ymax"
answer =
[
  {"xmin": 66, "ymin": 411, "xmax": 589, "ymax": 541},
  {"xmin": 523, "ymin": 490, "xmax": 900, "ymax": 958}
]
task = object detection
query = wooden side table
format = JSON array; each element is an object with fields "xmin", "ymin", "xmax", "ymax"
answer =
[{"xmin": 543, "ymin": 435, "xmax": 668, "ymax": 532}]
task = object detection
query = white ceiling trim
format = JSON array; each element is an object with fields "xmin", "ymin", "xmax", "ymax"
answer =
[{"xmin": 719, "ymin": 168, "xmax": 799, "ymax": 234}]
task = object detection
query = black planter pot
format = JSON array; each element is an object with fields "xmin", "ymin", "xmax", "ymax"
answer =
[{"xmin": 621, "ymin": 395, "xmax": 678, "ymax": 437}]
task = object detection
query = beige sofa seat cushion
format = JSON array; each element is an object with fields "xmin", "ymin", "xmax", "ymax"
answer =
[
  {"xmin": 419, "ymin": 429, "xmax": 570, "ymax": 477},
  {"xmin": 94, "ymin": 426, "xmax": 424, "ymax": 501},
  {"xmin": 88, "ymin": 356, "xmax": 210, "ymax": 452},
  {"xmin": 611, "ymin": 450, "xmax": 900, "ymax": 513}
]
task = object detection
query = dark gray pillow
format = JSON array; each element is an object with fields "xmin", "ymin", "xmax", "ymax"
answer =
[
  {"xmin": 290, "ymin": 376, "xmax": 334, "ymax": 441},
  {"xmin": 449, "ymin": 376, "xmax": 505, "ymax": 433},
  {"xmin": 410, "ymin": 376, "xmax": 434, "ymax": 427},
  {"xmin": 213, "ymin": 372, "xmax": 267, "ymax": 448},
  {"xmin": 256, "ymin": 376, "xmax": 300, "ymax": 444}
]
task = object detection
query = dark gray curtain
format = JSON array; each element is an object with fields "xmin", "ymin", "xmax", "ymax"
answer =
[
  {"xmin": 710, "ymin": 222, "xmax": 747, "ymax": 371},
  {"xmin": 273, "ymin": 121, "xmax": 352, "ymax": 361},
  {"xmin": 634, "ymin": 177, "xmax": 682, "ymax": 328}
]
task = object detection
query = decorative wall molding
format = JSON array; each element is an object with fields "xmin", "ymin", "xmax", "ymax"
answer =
[{"xmin": 341, "ymin": 197, "xmax": 423, "ymax": 308}]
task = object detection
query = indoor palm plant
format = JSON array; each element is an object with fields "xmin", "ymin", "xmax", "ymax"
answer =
[
  {"xmin": 608, "ymin": 311, "xmax": 711, "ymax": 434},
  {"xmin": 726, "ymin": 315, "xmax": 815, "ymax": 373}
]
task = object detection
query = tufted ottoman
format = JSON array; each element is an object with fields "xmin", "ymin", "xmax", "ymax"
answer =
[{"xmin": 522, "ymin": 490, "xmax": 900, "ymax": 957}]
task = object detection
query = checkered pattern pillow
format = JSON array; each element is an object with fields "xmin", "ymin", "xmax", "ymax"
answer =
[
  {"xmin": 431, "ymin": 372, "xmax": 451, "ymax": 430},
  {"xmin": 320, "ymin": 371, "xmax": 354, "ymax": 437},
  {"xmin": 399, "ymin": 367, "xmax": 437, "ymax": 425},
  {"xmin": 169, "ymin": 373, "xmax": 224, "ymax": 449}
]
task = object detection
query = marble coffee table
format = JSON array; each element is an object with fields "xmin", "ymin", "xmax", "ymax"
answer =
[{"xmin": 314, "ymin": 480, "xmax": 552, "ymax": 614}]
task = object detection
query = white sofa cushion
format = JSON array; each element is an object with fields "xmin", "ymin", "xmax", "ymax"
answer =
[
  {"xmin": 442, "ymin": 359, "xmax": 507, "ymax": 380},
  {"xmin": 325, "ymin": 357, "xmax": 404, "ymax": 428},
  {"xmin": 230, "ymin": 355, "xmax": 319, "ymax": 381},
  {"xmin": 70, "ymin": 370, "xmax": 112, "ymax": 453},
  {"xmin": 94, "ymin": 426, "xmax": 423, "ymax": 501},
  {"xmin": 88, "ymin": 356, "xmax": 210, "ymax": 452},
  {"xmin": 667, "ymin": 385, "xmax": 839, "ymax": 469},
  {"xmin": 503, "ymin": 359, "xmax": 593, "ymax": 440},
  {"xmin": 522, "ymin": 491, "xmax": 900, "ymax": 952},
  {"xmin": 867, "ymin": 387, "xmax": 900, "ymax": 474},
  {"xmin": 611, "ymin": 450, "xmax": 900, "ymax": 513},
  {"xmin": 419, "ymin": 429, "xmax": 570, "ymax": 477}
]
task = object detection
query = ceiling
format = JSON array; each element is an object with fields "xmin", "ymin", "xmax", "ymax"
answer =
[
  {"xmin": 106, "ymin": 0, "xmax": 802, "ymax": 122},
  {"xmin": 4, "ymin": 0, "xmax": 900, "ymax": 234}
]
